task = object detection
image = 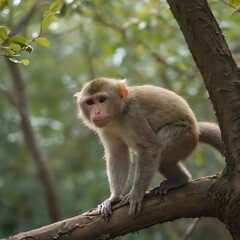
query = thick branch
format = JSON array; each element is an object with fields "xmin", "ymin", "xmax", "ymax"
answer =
[
  {"xmin": 81, "ymin": 8, "xmax": 198, "ymax": 80},
  {"xmin": 3, "ymin": 178, "xmax": 216, "ymax": 240}
]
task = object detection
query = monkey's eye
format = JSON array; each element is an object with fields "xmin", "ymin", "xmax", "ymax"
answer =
[
  {"xmin": 99, "ymin": 97, "xmax": 106, "ymax": 103},
  {"xmin": 86, "ymin": 99, "xmax": 94, "ymax": 105}
]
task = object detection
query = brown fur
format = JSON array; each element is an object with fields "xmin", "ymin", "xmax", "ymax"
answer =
[{"xmin": 75, "ymin": 78, "xmax": 222, "ymax": 218}]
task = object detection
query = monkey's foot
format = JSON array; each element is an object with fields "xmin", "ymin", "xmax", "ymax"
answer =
[
  {"xmin": 156, "ymin": 179, "xmax": 189, "ymax": 196},
  {"xmin": 124, "ymin": 191, "xmax": 145, "ymax": 216},
  {"xmin": 98, "ymin": 195, "xmax": 123, "ymax": 221}
]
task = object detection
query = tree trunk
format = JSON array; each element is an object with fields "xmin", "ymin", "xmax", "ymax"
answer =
[
  {"xmin": 7, "ymin": 60, "xmax": 62, "ymax": 222},
  {"xmin": 166, "ymin": 0, "xmax": 240, "ymax": 237}
]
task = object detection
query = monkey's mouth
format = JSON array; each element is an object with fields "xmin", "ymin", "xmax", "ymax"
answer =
[{"xmin": 93, "ymin": 117, "xmax": 110, "ymax": 128}]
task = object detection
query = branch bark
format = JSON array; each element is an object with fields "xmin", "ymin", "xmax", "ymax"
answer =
[
  {"xmin": 166, "ymin": 0, "xmax": 240, "ymax": 167},
  {"xmin": 2, "ymin": 177, "xmax": 216, "ymax": 240},
  {"xmin": 166, "ymin": 0, "xmax": 240, "ymax": 237}
]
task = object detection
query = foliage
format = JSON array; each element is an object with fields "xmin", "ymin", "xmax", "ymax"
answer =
[
  {"xmin": 0, "ymin": 0, "xmax": 64, "ymax": 64},
  {"xmin": 0, "ymin": 0, "xmax": 239, "ymax": 239}
]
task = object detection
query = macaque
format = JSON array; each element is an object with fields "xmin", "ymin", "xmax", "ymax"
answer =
[{"xmin": 74, "ymin": 77, "xmax": 222, "ymax": 219}]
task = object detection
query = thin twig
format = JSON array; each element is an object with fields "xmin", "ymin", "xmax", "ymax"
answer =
[
  {"xmin": 86, "ymin": 8, "xmax": 198, "ymax": 79},
  {"xmin": 180, "ymin": 218, "xmax": 201, "ymax": 240},
  {"xmin": 9, "ymin": 1, "xmax": 39, "ymax": 37},
  {"xmin": 220, "ymin": 0, "xmax": 240, "ymax": 13},
  {"xmin": 0, "ymin": 84, "xmax": 18, "ymax": 107}
]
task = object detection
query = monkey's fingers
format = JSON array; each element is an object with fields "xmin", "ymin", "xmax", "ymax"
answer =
[
  {"xmin": 128, "ymin": 201, "xmax": 137, "ymax": 216},
  {"xmin": 158, "ymin": 179, "xmax": 189, "ymax": 196},
  {"xmin": 128, "ymin": 200, "xmax": 142, "ymax": 216},
  {"xmin": 155, "ymin": 180, "xmax": 169, "ymax": 196},
  {"xmin": 123, "ymin": 194, "xmax": 130, "ymax": 202},
  {"xmin": 98, "ymin": 199, "xmax": 112, "ymax": 221}
]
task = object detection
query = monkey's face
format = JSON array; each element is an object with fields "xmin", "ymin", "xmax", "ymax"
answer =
[
  {"xmin": 81, "ymin": 92, "xmax": 111, "ymax": 128},
  {"xmin": 75, "ymin": 78, "xmax": 128, "ymax": 129}
]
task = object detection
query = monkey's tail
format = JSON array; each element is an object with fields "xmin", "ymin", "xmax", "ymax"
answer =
[{"xmin": 197, "ymin": 122, "xmax": 223, "ymax": 154}]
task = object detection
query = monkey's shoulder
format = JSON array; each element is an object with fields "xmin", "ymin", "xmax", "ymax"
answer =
[
  {"xmin": 127, "ymin": 85, "xmax": 189, "ymax": 110},
  {"xmin": 128, "ymin": 85, "xmax": 182, "ymax": 100}
]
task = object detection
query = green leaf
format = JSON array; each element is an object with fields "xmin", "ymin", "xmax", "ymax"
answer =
[
  {"xmin": 9, "ymin": 35, "xmax": 27, "ymax": 46},
  {"xmin": 49, "ymin": 0, "xmax": 64, "ymax": 12},
  {"xmin": 0, "ymin": 46, "xmax": 15, "ymax": 55},
  {"xmin": 19, "ymin": 59, "xmax": 30, "ymax": 66},
  {"xmin": 234, "ymin": 0, "xmax": 240, "ymax": 6},
  {"xmin": 34, "ymin": 38, "xmax": 51, "ymax": 49},
  {"xmin": 0, "ymin": 26, "xmax": 8, "ymax": 41},
  {"xmin": 41, "ymin": 13, "xmax": 55, "ymax": 32},
  {"xmin": 1, "ymin": 38, "xmax": 10, "ymax": 46},
  {"xmin": 0, "ymin": 0, "xmax": 8, "ymax": 12},
  {"xmin": 9, "ymin": 43, "xmax": 21, "ymax": 51},
  {"xmin": 44, "ymin": 10, "xmax": 51, "ymax": 15}
]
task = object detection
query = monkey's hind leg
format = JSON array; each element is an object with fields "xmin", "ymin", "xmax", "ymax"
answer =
[
  {"xmin": 156, "ymin": 123, "xmax": 198, "ymax": 195},
  {"xmin": 157, "ymin": 162, "xmax": 191, "ymax": 195}
]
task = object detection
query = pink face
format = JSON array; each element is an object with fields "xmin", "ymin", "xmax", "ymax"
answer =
[{"xmin": 84, "ymin": 93, "xmax": 110, "ymax": 128}]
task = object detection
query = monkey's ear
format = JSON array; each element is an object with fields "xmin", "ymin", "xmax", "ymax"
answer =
[
  {"xmin": 74, "ymin": 92, "xmax": 81, "ymax": 103},
  {"xmin": 118, "ymin": 79, "xmax": 128, "ymax": 100}
]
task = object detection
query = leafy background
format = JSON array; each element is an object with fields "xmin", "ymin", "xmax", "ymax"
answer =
[{"xmin": 0, "ymin": 0, "xmax": 240, "ymax": 239}]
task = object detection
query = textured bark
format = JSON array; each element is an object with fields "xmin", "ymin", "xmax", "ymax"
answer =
[
  {"xmin": 166, "ymin": 0, "xmax": 240, "ymax": 167},
  {"xmin": 2, "ymin": 178, "xmax": 215, "ymax": 240},
  {"xmin": 166, "ymin": 0, "xmax": 240, "ymax": 237}
]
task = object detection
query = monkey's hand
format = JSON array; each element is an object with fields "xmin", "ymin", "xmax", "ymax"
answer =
[
  {"xmin": 98, "ymin": 195, "xmax": 124, "ymax": 221},
  {"xmin": 124, "ymin": 190, "xmax": 145, "ymax": 216}
]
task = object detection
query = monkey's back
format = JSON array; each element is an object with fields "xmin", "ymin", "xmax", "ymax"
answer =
[{"xmin": 127, "ymin": 85, "xmax": 198, "ymax": 133}]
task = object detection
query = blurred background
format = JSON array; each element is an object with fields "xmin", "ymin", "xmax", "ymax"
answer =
[{"xmin": 0, "ymin": 0, "xmax": 239, "ymax": 239}]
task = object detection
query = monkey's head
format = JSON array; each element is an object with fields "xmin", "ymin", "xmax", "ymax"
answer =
[{"xmin": 74, "ymin": 78, "xmax": 128, "ymax": 129}]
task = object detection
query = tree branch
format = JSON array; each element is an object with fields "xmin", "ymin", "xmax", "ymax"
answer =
[
  {"xmin": 2, "ymin": 177, "xmax": 217, "ymax": 240},
  {"xmin": 9, "ymin": 1, "xmax": 39, "ymax": 37},
  {"xmin": 82, "ymin": 8, "xmax": 198, "ymax": 80},
  {"xmin": 0, "ymin": 84, "xmax": 18, "ymax": 107}
]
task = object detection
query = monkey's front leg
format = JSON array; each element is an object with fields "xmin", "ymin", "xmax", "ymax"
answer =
[
  {"xmin": 125, "ymin": 147, "xmax": 159, "ymax": 216},
  {"xmin": 98, "ymin": 133, "xmax": 132, "ymax": 220}
]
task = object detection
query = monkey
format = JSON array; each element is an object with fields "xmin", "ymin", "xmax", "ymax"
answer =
[{"xmin": 74, "ymin": 77, "xmax": 222, "ymax": 219}]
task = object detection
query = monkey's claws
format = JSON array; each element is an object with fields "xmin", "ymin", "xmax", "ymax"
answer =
[
  {"xmin": 155, "ymin": 180, "xmax": 169, "ymax": 196},
  {"xmin": 98, "ymin": 199, "xmax": 112, "ymax": 221},
  {"xmin": 124, "ymin": 191, "xmax": 144, "ymax": 216},
  {"xmin": 156, "ymin": 179, "xmax": 189, "ymax": 196},
  {"xmin": 98, "ymin": 195, "xmax": 124, "ymax": 221}
]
